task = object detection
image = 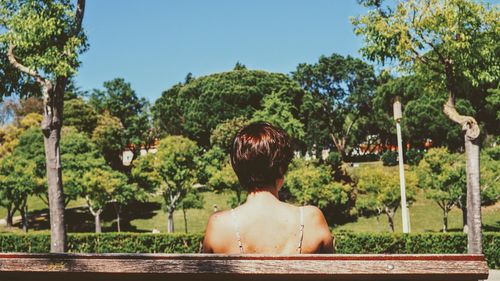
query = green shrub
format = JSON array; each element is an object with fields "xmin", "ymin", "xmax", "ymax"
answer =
[
  {"xmin": 325, "ymin": 151, "xmax": 342, "ymax": 170},
  {"xmin": 345, "ymin": 154, "xmax": 380, "ymax": 163},
  {"xmin": 334, "ymin": 232, "xmax": 498, "ymax": 268},
  {"xmin": 0, "ymin": 232, "xmax": 498, "ymax": 268},
  {"xmin": 484, "ymin": 146, "xmax": 500, "ymax": 161},
  {"xmin": 381, "ymin": 150, "xmax": 398, "ymax": 166},
  {"xmin": 405, "ymin": 149, "xmax": 424, "ymax": 166}
]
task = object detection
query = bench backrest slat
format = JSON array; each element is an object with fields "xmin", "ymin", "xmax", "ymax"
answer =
[{"xmin": 0, "ymin": 253, "xmax": 489, "ymax": 281}]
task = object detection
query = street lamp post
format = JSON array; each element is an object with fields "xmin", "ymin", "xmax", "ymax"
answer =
[{"xmin": 393, "ymin": 97, "xmax": 410, "ymax": 233}]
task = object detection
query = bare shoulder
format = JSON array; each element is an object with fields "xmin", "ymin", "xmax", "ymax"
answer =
[
  {"xmin": 302, "ymin": 205, "xmax": 334, "ymax": 253},
  {"xmin": 302, "ymin": 205, "xmax": 327, "ymax": 224},
  {"xmin": 203, "ymin": 210, "xmax": 232, "ymax": 253}
]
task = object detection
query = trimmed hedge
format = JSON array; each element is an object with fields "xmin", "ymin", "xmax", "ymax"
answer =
[{"xmin": 0, "ymin": 232, "xmax": 498, "ymax": 268}]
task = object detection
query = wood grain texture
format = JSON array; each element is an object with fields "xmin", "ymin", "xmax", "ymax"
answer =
[{"xmin": 0, "ymin": 253, "xmax": 489, "ymax": 281}]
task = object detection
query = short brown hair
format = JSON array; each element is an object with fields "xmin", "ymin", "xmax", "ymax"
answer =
[{"xmin": 230, "ymin": 121, "xmax": 294, "ymax": 190}]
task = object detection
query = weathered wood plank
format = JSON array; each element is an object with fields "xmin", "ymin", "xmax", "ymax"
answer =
[{"xmin": 0, "ymin": 253, "xmax": 489, "ymax": 281}]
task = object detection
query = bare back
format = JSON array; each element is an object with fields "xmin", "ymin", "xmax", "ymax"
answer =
[{"xmin": 203, "ymin": 196, "xmax": 334, "ymax": 254}]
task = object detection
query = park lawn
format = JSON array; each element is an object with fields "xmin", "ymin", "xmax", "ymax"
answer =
[
  {"xmin": 0, "ymin": 196, "xmax": 88, "ymax": 219},
  {"xmin": 0, "ymin": 178, "xmax": 498, "ymax": 234},
  {"xmin": 334, "ymin": 190, "xmax": 500, "ymax": 233},
  {"xmin": 124, "ymin": 188, "xmax": 500, "ymax": 234},
  {"xmin": 129, "ymin": 191, "xmax": 232, "ymax": 234}
]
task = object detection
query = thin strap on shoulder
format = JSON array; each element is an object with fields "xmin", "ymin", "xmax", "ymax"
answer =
[
  {"xmin": 230, "ymin": 209, "xmax": 244, "ymax": 254},
  {"xmin": 297, "ymin": 206, "xmax": 305, "ymax": 253}
]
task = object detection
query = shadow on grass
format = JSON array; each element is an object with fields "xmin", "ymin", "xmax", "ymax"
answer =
[
  {"xmin": 483, "ymin": 221, "xmax": 500, "ymax": 232},
  {"xmin": 12, "ymin": 201, "xmax": 162, "ymax": 233}
]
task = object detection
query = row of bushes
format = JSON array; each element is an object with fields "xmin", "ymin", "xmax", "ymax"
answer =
[{"xmin": 0, "ymin": 232, "xmax": 498, "ymax": 268}]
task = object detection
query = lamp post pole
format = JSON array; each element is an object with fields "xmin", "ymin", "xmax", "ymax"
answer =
[{"xmin": 394, "ymin": 97, "xmax": 410, "ymax": 233}]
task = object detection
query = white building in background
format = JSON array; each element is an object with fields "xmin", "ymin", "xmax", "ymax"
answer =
[
  {"xmin": 120, "ymin": 139, "xmax": 159, "ymax": 166},
  {"xmin": 121, "ymin": 149, "xmax": 134, "ymax": 166}
]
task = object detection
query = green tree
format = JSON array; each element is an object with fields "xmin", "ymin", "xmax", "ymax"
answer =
[
  {"xmin": 91, "ymin": 112, "xmax": 125, "ymax": 170},
  {"xmin": 177, "ymin": 191, "xmax": 204, "ymax": 233},
  {"xmin": 89, "ymin": 78, "xmax": 150, "ymax": 166},
  {"xmin": 285, "ymin": 159, "xmax": 354, "ymax": 224},
  {"xmin": 13, "ymin": 127, "xmax": 46, "ymax": 192},
  {"xmin": 208, "ymin": 162, "xmax": 243, "ymax": 206},
  {"xmin": 0, "ymin": 126, "xmax": 45, "ymax": 230},
  {"xmin": 0, "ymin": 112, "xmax": 42, "ymax": 157},
  {"xmin": 209, "ymin": 117, "xmax": 248, "ymax": 153},
  {"xmin": 354, "ymin": 166, "xmax": 417, "ymax": 232},
  {"xmin": 63, "ymin": 97, "xmax": 98, "ymax": 135},
  {"xmin": 293, "ymin": 53, "xmax": 377, "ymax": 159},
  {"xmin": 197, "ymin": 146, "xmax": 226, "ymax": 185},
  {"xmin": 480, "ymin": 150, "xmax": 499, "ymax": 207},
  {"xmin": 353, "ymin": 0, "xmax": 498, "ymax": 252},
  {"xmin": 152, "ymin": 70, "xmax": 304, "ymax": 147},
  {"xmin": 82, "ymin": 167, "xmax": 130, "ymax": 233},
  {"xmin": 0, "ymin": 0, "xmax": 87, "ymax": 252},
  {"xmin": 60, "ymin": 127, "xmax": 106, "ymax": 207},
  {"xmin": 132, "ymin": 136, "xmax": 199, "ymax": 233},
  {"xmin": 372, "ymin": 74, "xmax": 475, "ymax": 151},
  {"xmin": 417, "ymin": 148, "xmax": 466, "ymax": 232},
  {"xmin": 0, "ymin": 49, "xmax": 40, "ymax": 103},
  {"xmin": 0, "ymin": 153, "xmax": 43, "ymax": 231},
  {"xmin": 252, "ymin": 91, "xmax": 305, "ymax": 140}
]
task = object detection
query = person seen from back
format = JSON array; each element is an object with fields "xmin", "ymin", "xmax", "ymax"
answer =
[{"xmin": 203, "ymin": 121, "xmax": 334, "ymax": 254}]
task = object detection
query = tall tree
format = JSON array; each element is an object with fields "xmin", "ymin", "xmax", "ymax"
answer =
[
  {"xmin": 152, "ymin": 70, "xmax": 304, "ymax": 147},
  {"xmin": 293, "ymin": 53, "xmax": 377, "ymax": 159},
  {"xmin": 0, "ymin": 126, "xmax": 45, "ymax": 230},
  {"xmin": 417, "ymin": 148, "xmax": 466, "ymax": 232},
  {"xmin": 82, "ymin": 167, "xmax": 129, "ymax": 233},
  {"xmin": 0, "ymin": 0, "xmax": 87, "ymax": 252},
  {"xmin": 0, "ymin": 153, "xmax": 43, "ymax": 232},
  {"xmin": 132, "ymin": 136, "xmax": 199, "ymax": 233},
  {"xmin": 89, "ymin": 78, "xmax": 149, "ymax": 167},
  {"xmin": 353, "ymin": 0, "xmax": 498, "ymax": 253},
  {"xmin": 91, "ymin": 112, "xmax": 125, "ymax": 170},
  {"xmin": 355, "ymin": 166, "xmax": 417, "ymax": 232}
]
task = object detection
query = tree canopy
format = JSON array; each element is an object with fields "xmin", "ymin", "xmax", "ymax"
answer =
[
  {"xmin": 293, "ymin": 53, "xmax": 377, "ymax": 158},
  {"xmin": 152, "ymin": 69, "xmax": 304, "ymax": 147}
]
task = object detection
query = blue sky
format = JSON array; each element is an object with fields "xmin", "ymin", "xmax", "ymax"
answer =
[{"xmin": 76, "ymin": 1, "xmax": 368, "ymax": 102}]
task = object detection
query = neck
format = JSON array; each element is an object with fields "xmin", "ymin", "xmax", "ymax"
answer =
[{"xmin": 246, "ymin": 188, "xmax": 280, "ymax": 203}]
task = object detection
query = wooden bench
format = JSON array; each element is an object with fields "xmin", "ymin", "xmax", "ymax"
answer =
[{"xmin": 0, "ymin": 253, "xmax": 489, "ymax": 281}]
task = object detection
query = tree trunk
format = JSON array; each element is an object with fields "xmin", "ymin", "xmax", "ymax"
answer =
[
  {"xmin": 385, "ymin": 207, "xmax": 395, "ymax": 232},
  {"xmin": 113, "ymin": 202, "xmax": 121, "ymax": 232},
  {"xmin": 465, "ymin": 137, "xmax": 482, "ymax": 253},
  {"xmin": 331, "ymin": 134, "xmax": 347, "ymax": 160},
  {"xmin": 94, "ymin": 212, "xmax": 102, "ymax": 233},
  {"xmin": 43, "ymin": 88, "xmax": 67, "ymax": 252},
  {"xmin": 5, "ymin": 203, "xmax": 14, "ymax": 227},
  {"xmin": 20, "ymin": 200, "xmax": 29, "ymax": 233},
  {"xmin": 167, "ymin": 208, "xmax": 174, "ymax": 233},
  {"xmin": 442, "ymin": 208, "xmax": 448, "ymax": 233},
  {"xmin": 183, "ymin": 208, "xmax": 188, "ymax": 233},
  {"xmin": 443, "ymin": 95, "xmax": 482, "ymax": 253},
  {"xmin": 461, "ymin": 204, "xmax": 468, "ymax": 234},
  {"xmin": 87, "ymin": 198, "xmax": 103, "ymax": 234}
]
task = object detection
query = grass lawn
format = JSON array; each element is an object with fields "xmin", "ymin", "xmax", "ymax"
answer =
[
  {"xmin": 130, "ymin": 191, "xmax": 231, "ymax": 233},
  {"xmin": 334, "ymin": 190, "xmax": 500, "ymax": 233}
]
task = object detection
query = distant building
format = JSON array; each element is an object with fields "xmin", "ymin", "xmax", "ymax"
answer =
[{"xmin": 120, "ymin": 138, "xmax": 160, "ymax": 166}]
